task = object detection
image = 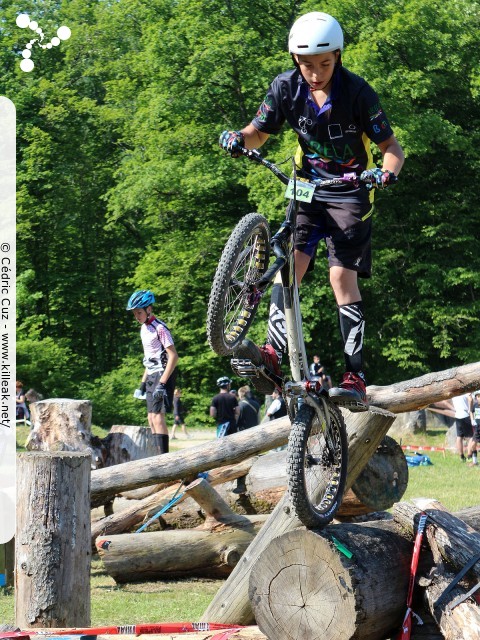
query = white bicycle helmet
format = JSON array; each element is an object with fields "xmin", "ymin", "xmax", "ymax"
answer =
[{"xmin": 288, "ymin": 12, "xmax": 343, "ymax": 55}]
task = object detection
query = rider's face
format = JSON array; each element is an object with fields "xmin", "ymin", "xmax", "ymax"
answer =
[
  {"xmin": 133, "ymin": 308, "xmax": 148, "ymax": 324},
  {"xmin": 294, "ymin": 51, "xmax": 338, "ymax": 91}
]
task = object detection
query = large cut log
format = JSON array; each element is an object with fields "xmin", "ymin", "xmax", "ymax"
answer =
[
  {"xmin": 91, "ymin": 418, "xmax": 291, "ymax": 506},
  {"xmin": 393, "ymin": 498, "xmax": 480, "ymax": 581},
  {"xmin": 96, "ymin": 479, "xmax": 267, "ymax": 581},
  {"xmin": 102, "ymin": 426, "xmax": 159, "ymax": 466},
  {"xmin": 422, "ymin": 567, "xmax": 480, "ymax": 640},
  {"xmin": 26, "ymin": 398, "xmax": 93, "ymax": 452},
  {"xmin": 394, "ymin": 499, "xmax": 480, "ymax": 640},
  {"xmin": 16, "ymin": 452, "xmax": 91, "ymax": 628},
  {"xmin": 99, "ymin": 631, "xmax": 267, "ymax": 640},
  {"xmin": 249, "ymin": 520, "xmax": 412, "ymax": 640},
  {"xmin": 201, "ymin": 406, "xmax": 396, "ymax": 625},
  {"xmin": 367, "ymin": 361, "xmax": 480, "ymax": 413},
  {"xmin": 91, "ymin": 362, "xmax": 480, "ymax": 506},
  {"xmin": 91, "ymin": 458, "xmax": 255, "ymax": 543}
]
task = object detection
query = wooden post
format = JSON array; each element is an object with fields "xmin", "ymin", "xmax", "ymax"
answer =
[
  {"xmin": 16, "ymin": 452, "xmax": 91, "ymax": 628},
  {"xmin": 26, "ymin": 398, "xmax": 93, "ymax": 453}
]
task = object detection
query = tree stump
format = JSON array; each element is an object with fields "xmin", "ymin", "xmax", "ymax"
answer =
[
  {"xmin": 16, "ymin": 452, "xmax": 91, "ymax": 628},
  {"xmin": 26, "ymin": 399, "xmax": 92, "ymax": 453},
  {"xmin": 103, "ymin": 426, "xmax": 159, "ymax": 466},
  {"xmin": 249, "ymin": 520, "xmax": 412, "ymax": 640}
]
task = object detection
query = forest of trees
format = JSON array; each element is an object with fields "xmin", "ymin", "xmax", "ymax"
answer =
[{"xmin": 2, "ymin": 0, "xmax": 479, "ymax": 428}]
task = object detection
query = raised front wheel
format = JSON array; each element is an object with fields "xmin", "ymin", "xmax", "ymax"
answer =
[{"xmin": 207, "ymin": 213, "xmax": 270, "ymax": 356}]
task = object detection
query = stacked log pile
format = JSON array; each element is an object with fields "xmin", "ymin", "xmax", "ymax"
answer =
[{"xmin": 247, "ymin": 499, "xmax": 480, "ymax": 640}]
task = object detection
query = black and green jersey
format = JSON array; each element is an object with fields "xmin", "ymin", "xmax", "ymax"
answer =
[{"xmin": 251, "ymin": 66, "xmax": 394, "ymax": 203}]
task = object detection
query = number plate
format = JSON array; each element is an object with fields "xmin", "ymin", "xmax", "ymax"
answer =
[{"xmin": 285, "ymin": 179, "xmax": 315, "ymax": 203}]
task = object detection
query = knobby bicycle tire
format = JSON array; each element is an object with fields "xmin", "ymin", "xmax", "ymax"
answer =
[
  {"xmin": 207, "ymin": 213, "xmax": 270, "ymax": 356},
  {"xmin": 287, "ymin": 402, "xmax": 348, "ymax": 528}
]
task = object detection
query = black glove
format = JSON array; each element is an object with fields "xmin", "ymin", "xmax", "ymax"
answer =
[
  {"xmin": 152, "ymin": 382, "xmax": 167, "ymax": 402},
  {"xmin": 360, "ymin": 168, "xmax": 396, "ymax": 190},
  {"xmin": 139, "ymin": 381, "xmax": 147, "ymax": 395},
  {"xmin": 219, "ymin": 130, "xmax": 245, "ymax": 157}
]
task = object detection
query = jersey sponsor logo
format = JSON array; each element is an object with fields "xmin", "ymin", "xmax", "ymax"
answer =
[
  {"xmin": 328, "ymin": 124, "xmax": 343, "ymax": 140},
  {"xmin": 299, "ymin": 115, "xmax": 313, "ymax": 134},
  {"xmin": 308, "ymin": 139, "xmax": 355, "ymax": 164}
]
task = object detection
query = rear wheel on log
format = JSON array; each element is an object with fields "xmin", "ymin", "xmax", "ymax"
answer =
[
  {"xmin": 207, "ymin": 213, "xmax": 270, "ymax": 355},
  {"xmin": 287, "ymin": 402, "xmax": 347, "ymax": 528}
]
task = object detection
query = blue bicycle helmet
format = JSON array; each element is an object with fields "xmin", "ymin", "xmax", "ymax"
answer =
[{"xmin": 126, "ymin": 289, "xmax": 155, "ymax": 310}]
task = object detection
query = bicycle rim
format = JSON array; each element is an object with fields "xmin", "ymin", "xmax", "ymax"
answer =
[
  {"xmin": 207, "ymin": 213, "xmax": 270, "ymax": 355},
  {"xmin": 287, "ymin": 402, "xmax": 348, "ymax": 528}
]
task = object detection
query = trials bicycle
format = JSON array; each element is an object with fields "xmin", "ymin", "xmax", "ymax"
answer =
[{"xmin": 207, "ymin": 148, "xmax": 384, "ymax": 528}]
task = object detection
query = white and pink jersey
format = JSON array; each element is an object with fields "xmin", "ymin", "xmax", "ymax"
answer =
[{"xmin": 141, "ymin": 315, "xmax": 175, "ymax": 374}]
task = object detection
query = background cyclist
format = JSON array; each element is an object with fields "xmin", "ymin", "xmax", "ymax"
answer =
[{"xmin": 127, "ymin": 289, "xmax": 178, "ymax": 454}]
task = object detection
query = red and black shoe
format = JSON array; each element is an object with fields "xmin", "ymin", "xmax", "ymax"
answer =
[
  {"xmin": 231, "ymin": 339, "xmax": 282, "ymax": 395},
  {"xmin": 329, "ymin": 372, "xmax": 368, "ymax": 412}
]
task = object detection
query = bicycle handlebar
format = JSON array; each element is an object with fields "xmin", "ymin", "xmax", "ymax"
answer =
[{"xmin": 237, "ymin": 146, "xmax": 397, "ymax": 190}]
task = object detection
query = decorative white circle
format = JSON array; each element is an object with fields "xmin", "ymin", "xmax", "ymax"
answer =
[
  {"xmin": 29, "ymin": 21, "xmax": 38, "ymax": 30},
  {"xmin": 26, "ymin": 43, "xmax": 32, "ymax": 49},
  {"xmin": 46, "ymin": 43, "xmax": 52, "ymax": 49},
  {"xmin": 22, "ymin": 49, "xmax": 31, "ymax": 59},
  {"xmin": 57, "ymin": 26, "xmax": 71, "ymax": 40},
  {"xmin": 16, "ymin": 14, "xmax": 30, "ymax": 29},
  {"xmin": 51, "ymin": 37, "xmax": 60, "ymax": 46},
  {"xmin": 36, "ymin": 28, "xmax": 42, "ymax": 34},
  {"xmin": 20, "ymin": 58, "xmax": 34, "ymax": 72}
]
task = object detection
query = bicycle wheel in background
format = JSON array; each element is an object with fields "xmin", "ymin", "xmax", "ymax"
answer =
[
  {"xmin": 207, "ymin": 213, "xmax": 270, "ymax": 356},
  {"xmin": 287, "ymin": 402, "xmax": 348, "ymax": 528}
]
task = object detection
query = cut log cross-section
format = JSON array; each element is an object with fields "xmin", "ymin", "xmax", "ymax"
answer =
[{"xmin": 249, "ymin": 520, "xmax": 413, "ymax": 640}]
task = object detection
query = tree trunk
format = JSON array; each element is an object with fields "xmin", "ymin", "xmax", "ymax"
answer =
[
  {"xmin": 393, "ymin": 498, "xmax": 480, "ymax": 581},
  {"xmin": 96, "ymin": 479, "xmax": 267, "ymax": 581},
  {"xmin": 91, "ymin": 458, "xmax": 256, "ymax": 544},
  {"xmin": 15, "ymin": 452, "xmax": 91, "ymax": 628},
  {"xmin": 90, "ymin": 361, "xmax": 480, "ymax": 506},
  {"xmin": 367, "ymin": 361, "xmax": 480, "ymax": 413},
  {"xmin": 24, "ymin": 399, "xmax": 107, "ymax": 469},
  {"xmin": 201, "ymin": 406, "xmax": 396, "ymax": 625},
  {"xmin": 91, "ymin": 418, "xmax": 291, "ymax": 507},
  {"xmin": 249, "ymin": 520, "xmax": 411, "ymax": 640},
  {"xmin": 422, "ymin": 567, "xmax": 480, "ymax": 640}
]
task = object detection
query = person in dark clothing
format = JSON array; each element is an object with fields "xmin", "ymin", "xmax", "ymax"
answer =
[
  {"xmin": 236, "ymin": 385, "xmax": 260, "ymax": 431},
  {"xmin": 171, "ymin": 388, "xmax": 190, "ymax": 439},
  {"xmin": 210, "ymin": 376, "xmax": 240, "ymax": 437}
]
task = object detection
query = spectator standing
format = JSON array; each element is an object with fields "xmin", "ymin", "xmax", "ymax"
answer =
[
  {"xmin": 210, "ymin": 377, "xmax": 239, "ymax": 437},
  {"xmin": 451, "ymin": 393, "xmax": 475, "ymax": 462},
  {"xmin": 236, "ymin": 386, "xmax": 260, "ymax": 432},
  {"xmin": 309, "ymin": 355, "xmax": 333, "ymax": 391},
  {"xmin": 127, "ymin": 289, "xmax": 178, "ymax": 454},
  {"xmin": 470, "ymin": 391, "xmax": 480, "ymax": 465},
  {"xmin": 266, "ymin": 388, "xmax": 288, "ymax": 421},
  {"xmin": 15, "ymin": 381, "xmax": 30, "ymax": 422},
  {"xmin": 171, "ymin": 388, "xmax": 190, "ymax": 440}
]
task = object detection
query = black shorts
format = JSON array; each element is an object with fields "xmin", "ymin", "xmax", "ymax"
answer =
[
  {"xmin": 455, "ymin": 416, "xmax": 473, "ymax": 439},
  {"xmin": 146, "ymin": 370, "xmax": 176, "ymax": 414},
  {"xmin": 295, "ymin": 200, "xmax": 373, "ymax": 278},
  {"xmin": 473, "ymin": 422, "xmax": 480, "ymax": 444}
]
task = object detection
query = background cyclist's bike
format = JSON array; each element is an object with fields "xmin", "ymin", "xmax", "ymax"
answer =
[{"xmin": 207, "ymin": 148, "xmax": 386, "ymax": 527}]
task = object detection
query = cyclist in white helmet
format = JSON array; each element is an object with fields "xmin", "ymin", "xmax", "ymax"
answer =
[{"xmin": 219, "ymin": 11, "xmax": 404, "ymax": 409}]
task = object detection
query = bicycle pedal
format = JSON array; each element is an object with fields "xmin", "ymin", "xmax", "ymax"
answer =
[
  {"xmin": 230, "ymin": 357, "xmax": 259, "ymax": 378},
  {"xmin": 330, "ymin": 397, "xmax": 369, "ymax": 413}
]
